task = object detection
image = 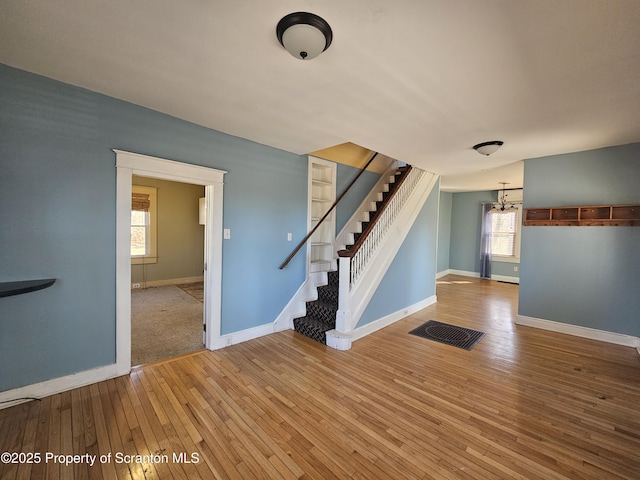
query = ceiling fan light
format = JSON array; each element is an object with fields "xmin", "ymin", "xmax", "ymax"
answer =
[
  {"xmin": 473, "ymin": 140, "xmax": 503, "ymax": 156},
  {"xmin": 276, "ymin": 12, "xmax": 332, "ymax": 60}
]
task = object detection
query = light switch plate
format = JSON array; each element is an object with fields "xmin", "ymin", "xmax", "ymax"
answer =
[{"xmin": 224, "ymin": 228, "xmax": 231, "ymax": 239}]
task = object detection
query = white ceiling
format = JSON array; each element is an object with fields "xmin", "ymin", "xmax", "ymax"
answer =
[{"xmin": 2, "ymin": 1, "xmax": 640, "ymax": 191}]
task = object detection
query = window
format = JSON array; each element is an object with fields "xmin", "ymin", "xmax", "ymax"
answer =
[
  {"xmin": 490, "ymin": 206, "xmax": 521, "ymax": 260},
  {"xmin": 131, "ymin": 185, "xmax": 157, "ymax": 264}
]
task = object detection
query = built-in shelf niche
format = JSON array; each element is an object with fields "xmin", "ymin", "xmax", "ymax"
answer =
[
  {"xmin": 524, "ymin": 205, "xmax": 640, "ymax": 226},
  {"xmin": 308, "ymin": 157, "xmax": 336, "ymax": 272}
]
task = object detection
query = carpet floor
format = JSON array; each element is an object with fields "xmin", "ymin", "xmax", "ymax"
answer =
[{"xmin": 131, "ymin": 284, "xmax": 204, "ymax": 366}]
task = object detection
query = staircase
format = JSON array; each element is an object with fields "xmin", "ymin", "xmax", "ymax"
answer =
[
  {"xmin": 293, "ymin": 166, "xmax": 411, "ymax": 344},
  {"xmin": 345, "ymin": 166, "xmax": 410, "ymax": 252},
  {"xmin": 292, "ymin": 269, "xmax": 339, "ymax": 344}
]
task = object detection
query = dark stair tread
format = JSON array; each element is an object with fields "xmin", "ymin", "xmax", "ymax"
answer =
[
  {"xmin": 293, "ymin": 317, "xmax": 333, "ymax": 344},
  {"xmin": 327, "ymin": 269, "xmax": 339, "ymax": 287},
  {"xmin": 317, "ymin": 284, "xmax": 338, "ymax": 303},
  {"xmin": 348, "ymin": 167, "xmax": 411, "ymax": 251},
  {"xmin": 306, "ymin": 301, "xmax": 338, "ymax": 323}
]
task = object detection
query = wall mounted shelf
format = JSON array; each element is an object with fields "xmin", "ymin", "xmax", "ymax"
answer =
[
  {"xmin": 524, "ymin": 205, "xmax": 640, "ymax": 226},
  {"xmin": 0, "ymin": 279, "xmax": 56, "ymax": 298}
]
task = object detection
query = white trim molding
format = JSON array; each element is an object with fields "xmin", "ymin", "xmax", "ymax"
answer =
[
  {"xmin": 448, "ymin": 269, "xmax": 480, "ymax": 278},
  {"xmin": 273, "ymin": 272, "xmax": 327, "ymax": 332},
  {"xmin": 516, "ymin": 315, "xmax": 640, "ymax": 351},
  {"xmin": 438, "ymin": 270, "xmax": 519, "ymax": 284},
  {"xmin": 327, "ymin": 295, "xmax": 437, "ymax": 350},
  {"xmin": 353, "ymin": 295, "xmax": 437, "ymax": 341},
  {"xmin": 132, "ymin": 275, "xmax": 204, "ymax": 289},
  {"xmin": 0, "ymin": 364, "xmax": 119, "ymax": 410},
  {"xmin": 115, "ymin": 150, "xmax": 226, "ymax": 374},
  {"xmin": 211, "ymin": 323, "xmax": 278, "ymax": 350},
  {"xmin": 490, "ymin": 274, "xmax": 520, "ymax": 284},
  {"xmin": 337, "ymin": 170, "xmax": 438, "ymax": 335}
]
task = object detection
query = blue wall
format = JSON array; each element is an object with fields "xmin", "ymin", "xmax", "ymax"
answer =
[
  {"xmin": 448, "ymin": 190, "xmax": 520, "ymax": 278},
  {"xmin": 0, "ymin": 64, "xmax": 426, "ymax": 392},
  {"xmin": 0, "ymin": 64, "xmax": 309, "ymax": 391},
  {"xmin": 519, "ymin": 143, "xmax": 640, "ymax": 337},
  {"xmin": 357, "ymin": 180, "xmax": 440, "ymax": 327},
  {"xmin": 437, "ymin": 191, "xmax": 452, "ymax": 274},
  {"xmin": 449, "ymin": 191, "xmax": 495, "ymax": 273}
]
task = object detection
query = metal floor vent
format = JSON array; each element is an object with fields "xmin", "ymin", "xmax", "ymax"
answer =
[{"xmin": 409, "ymin": 320, "xmax": 485, "ymax": 351}]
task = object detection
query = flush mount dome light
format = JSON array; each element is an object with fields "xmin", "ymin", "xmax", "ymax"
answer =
[
  {"xmin": 276, "ymin": 12, "xmax": 332, "ymax": 60},
  {"xmin": 473, "ymin": 140, "xmax": 503, "ymax": 156}
]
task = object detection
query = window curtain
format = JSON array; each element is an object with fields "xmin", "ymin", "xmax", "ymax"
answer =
[{"xmin": 479, "ymin": 202, "xmax": 493, "ymax": 279}]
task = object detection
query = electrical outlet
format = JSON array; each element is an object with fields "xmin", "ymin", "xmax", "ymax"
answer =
[
  {"xmin": 287, "ymin": 232, "xmax": 292, "ymax": 241},
  {"xmin": 514, "ymin": 266, "xmax": 518, "ymax": 272},
  {"xmin": 132, "ymin": 283, "xmax": 141, "ymax": 289}
]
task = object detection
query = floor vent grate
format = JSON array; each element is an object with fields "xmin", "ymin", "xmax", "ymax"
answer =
[{"xmin": 409, "ymin": 320, "xmax": 485, "ymax": 351}]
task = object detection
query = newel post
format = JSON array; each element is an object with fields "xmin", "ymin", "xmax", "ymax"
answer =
[
  {"xmin": 326, "ymin": 256, "xmax": 353, "ymax": 350},
  {"xmin": 336, "ymin": 256, "xmax": 352, "ymax": 332}
]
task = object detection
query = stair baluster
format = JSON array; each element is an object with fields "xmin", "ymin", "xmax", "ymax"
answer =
[{"xmin": 293, "ymin": 166, "xmax": 419, "ymax": 345}]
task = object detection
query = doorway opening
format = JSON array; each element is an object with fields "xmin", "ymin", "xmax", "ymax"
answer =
[
  {"xmin": 115, "ymin": 150, "xmax": 226, "ymax": 375},
  {"xmin": 130, "ymin": 176, "xmax": 205, "ymax": 365}
]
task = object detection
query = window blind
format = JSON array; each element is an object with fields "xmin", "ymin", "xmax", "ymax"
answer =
[
  {"xmin": 490, "ymin": 211, "xmax": 517, "ymax": 256},
  {"xmin": 131, "ymin": 193, "xmax": 150, "ymax": 212}
]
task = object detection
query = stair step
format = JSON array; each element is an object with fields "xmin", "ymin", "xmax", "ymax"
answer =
[
  {"xmin": 293, "ymin": 267, "xmax": 339, "ymax": 345},
  {"xmin": 345, "ymin": 166, "xmax": 412, "ymax": 253},
  {"xmin": 293, "ymin": 317, "xmax": 331, "ymax": 344},
  {"xmin": 306, "ymin": 299, "xmax": 337, "ymax": 322},
  {"xmin": 317, "ymin": 283, "xmax": 338, "ymax": 303},
  {"xmin": 327, "ymin": 269, "xmax": 339, "ymax": 287}
]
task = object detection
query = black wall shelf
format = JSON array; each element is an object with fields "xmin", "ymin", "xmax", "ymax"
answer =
[{"xmin": 0, "ymin": 279, "xmax": 56, "ymax": 298}]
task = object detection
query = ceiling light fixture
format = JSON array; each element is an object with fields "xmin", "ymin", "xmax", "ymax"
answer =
[
  {"xmin": 276, "ymin": 12, "xmax": 332, "ymax": 60},
  {"xmin": 473, "ymin": 140, "xmax": 503, "ymax": 156},
  {"xmin": 492, "ymin": 182, "xmax": 518, "ymax": 212}
]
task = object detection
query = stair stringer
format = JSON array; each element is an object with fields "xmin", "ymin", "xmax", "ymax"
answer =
[
  {"xmin": 273, "ymin": 270, "xmax": 328, "ymax": 332},
  {"xmin": 335, "ymin": 161, "xmax": 400, "ymax": 250},
  {"xmin": 327, "ymin": 170, "xmax": 438, "ymax": 349}
]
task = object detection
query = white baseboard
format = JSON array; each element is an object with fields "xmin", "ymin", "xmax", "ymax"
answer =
[
  {"xmin": 436, "ymin": 269, "xmax": 450, "ymax": 279},
  {"xmin": 516, "ymin": 315, "xmax": 640, "ymax": 351},
  {"xmin": 448, "ymin": 269, "xmax": 480, "ymax": 278},
  {"xmin": 133, "ymin": 275, "xmax": 204, "ymax": 289},
  {"xmin": 439, "ymin": 270, "xmax": 519, "ymax": 284},
  {"xmin": 352, "ymin": 295, "xmax": 438, "ymax": 342},
  {"xmin": 0, "ymin": 364, "xmax": 120, "ymax": 410},
  {"xmin": 210, "ymin": 323, "xmax": 276, "ymax": 350},
  {"xmin": 491, "ymin": 274, "xmax": 520, "ymax": 284}
]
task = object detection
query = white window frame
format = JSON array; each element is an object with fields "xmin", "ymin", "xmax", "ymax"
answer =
[
  {"xmin": 490, "ymin": 204, "xmax": 522, "ymax": 263},
  {"xmin": 130, "ymin": 185, "xmax": 158, "ymax": 264}
]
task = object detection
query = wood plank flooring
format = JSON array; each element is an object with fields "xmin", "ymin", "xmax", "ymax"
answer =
[{"xmin": 1, "ymin": 275, "xmax": 639, "ymax": 479}]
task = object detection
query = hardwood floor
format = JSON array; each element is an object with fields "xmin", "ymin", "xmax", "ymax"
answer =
[
  {"xmin": 176, "ymin": 282, "xmax": 204, "ymax": 303},
  {"xmin": 1, "ymin": 275, "xmax": 639, "ymax": 479}
]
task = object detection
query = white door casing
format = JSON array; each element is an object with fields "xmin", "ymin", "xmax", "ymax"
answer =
[{"xmin": 114, "ymin": 150, "xmax": 226, "ymax": 374}]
